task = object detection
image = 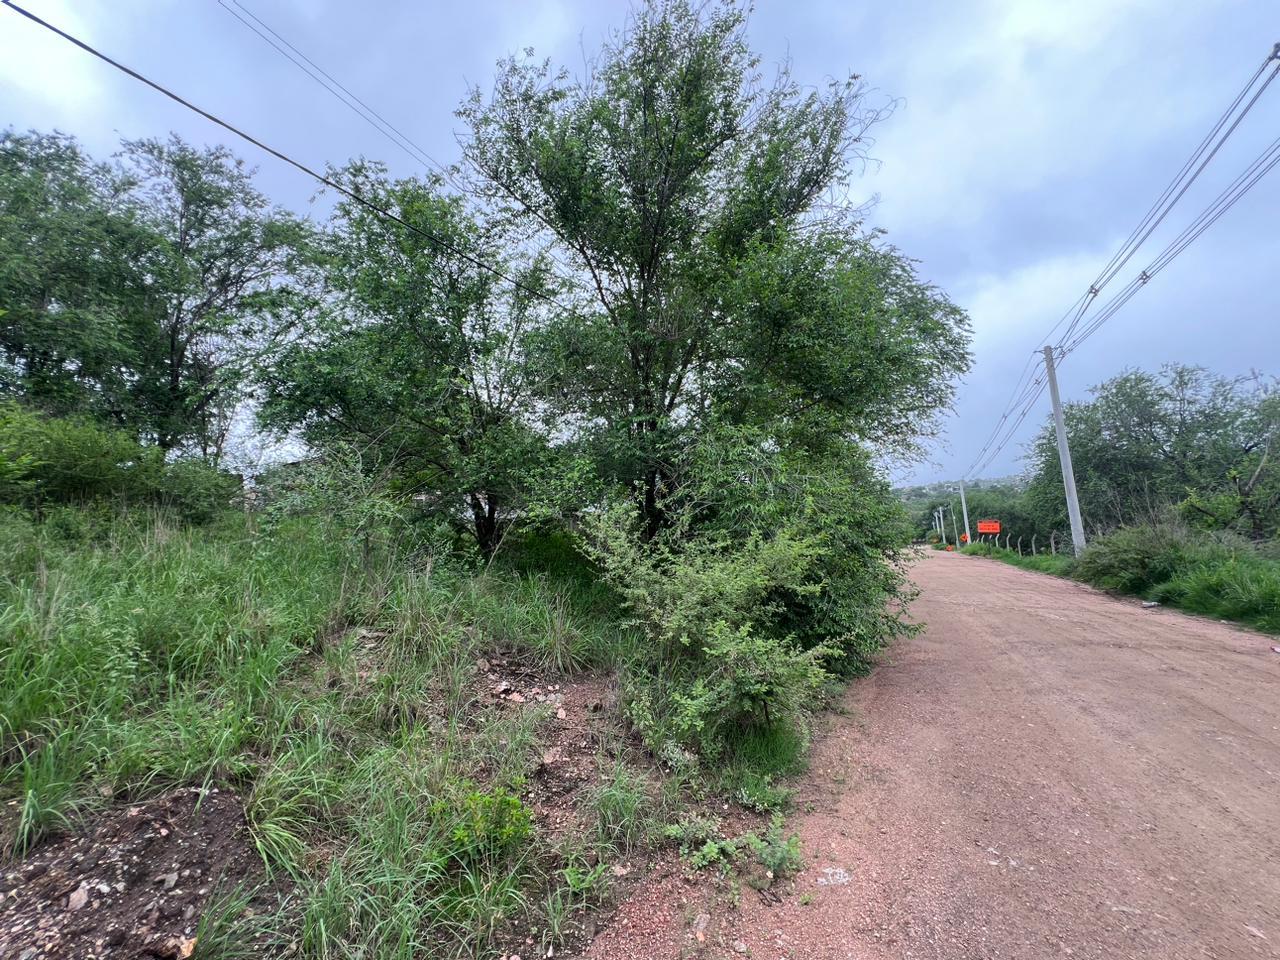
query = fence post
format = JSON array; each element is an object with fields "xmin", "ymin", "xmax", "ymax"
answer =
[
  {"xmin": 1050, "ymin": 532, "xmax": 1057, "ymax": 555},
  {"xmin": 1031, "ymin": 534, "xmax": 1037, "ymax": 555},
  {"xmin": 1017, "ymin": 536, "xmax": 1023, "ymax": 556}
]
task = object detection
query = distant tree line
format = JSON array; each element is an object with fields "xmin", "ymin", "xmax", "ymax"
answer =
[{"xmin": 907, "ymin": 364, "xmax": 1280, "ymax": 546}]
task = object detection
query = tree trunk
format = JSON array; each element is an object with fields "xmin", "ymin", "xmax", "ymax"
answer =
[{"xmin": 470, "ymin": 493, "xmax": 501, "ymax": 557}]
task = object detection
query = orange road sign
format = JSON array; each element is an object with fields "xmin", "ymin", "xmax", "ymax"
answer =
[{"xmin": 977, "ymin": 519, "xmax": 1001, "ymax": 534}]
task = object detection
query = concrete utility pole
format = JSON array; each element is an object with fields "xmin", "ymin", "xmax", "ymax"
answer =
[
  {"xmin": 1042, "ymin": 346, "xmax": 1087, "ymax": 556},
  {"xmin": 958, "ymin": 479, "xmax": 972, "ymax": 543},
  {"xmin": 949, "ymin": 502, "xmax": 960, "ymax": 546}
]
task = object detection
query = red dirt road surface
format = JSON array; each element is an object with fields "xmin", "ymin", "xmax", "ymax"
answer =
[{"xmin": 592, "ymin": 549, "xmax": 1280, "ymax": 959}]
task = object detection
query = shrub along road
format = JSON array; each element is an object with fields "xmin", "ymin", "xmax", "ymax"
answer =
[{"xmin": 600, "ymin": 548, "xmax": 1280, "ymax": 959}]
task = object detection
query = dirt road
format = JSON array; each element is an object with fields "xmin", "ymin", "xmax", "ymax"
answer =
[{"xmin": 591, "ymin": 549, "xmax": 1280, "ymax": 959}]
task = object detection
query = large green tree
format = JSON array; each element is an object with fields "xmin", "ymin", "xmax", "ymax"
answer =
[
  {"xmin": 1026, "ymin": 364, "xmax": 1280, "ymax": 539},
  {"xmin": 0, "ymin": 130, "xmax": 309, "ymax": 459},
  {"xmin": 260, "ymin": 163, "xmax": 552, "ymax": 553},
  {"xmin": 460, "ymin": 0, "xmax": 970, "ymax": 533},
  {"xmin": 121, "ymin": 136, "xmax": 311, "ymax": 457},
  {"xmin": 0, "ymin": 131, "xmax": 153, "ymax": 422}
]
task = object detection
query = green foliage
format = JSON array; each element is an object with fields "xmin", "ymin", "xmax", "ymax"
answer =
[
  {"xmin": 1026, "ymin": 365, "xmax": 1280, "ymax": 541},
  {"xmin": 959, "ymin": 542, "xmax": 1075, "ymax": 576},
  {"xmin": 0, "ymin": 402, "xmax": 238, "ymax": 519},
  {"xmin": 1073, "ymin": 523, "xmax": 1280, "ymax": 632},
  {"xmin": 742, "ymin": 814, "xmax": 804, "ymax": 881},
  {"xmin": 1072, "ymin": 524, "xmax": 1188, "ymax": 594},
  {"xmin": 590, "ymin": 761, "xmax": 654, "ymax": 853},
  {"xmin": 0, "ymin": 497, "xmax": 650, "ymax": 954},
  {"xmin": 0, "ymin": 130, "xmax": 312, "ymax": 455},
  {"xmin": 665, "ymin": 813, "xmax": 802, "ymax": 885},
  {"xmin": 259, "ymin": 162, "xmax": 550, "ymax": 554},
  {"xmin": 192, "ymin": 884, "xmax": 285, "ymax": 960},
  {"xmin": 462, "ymin": 0, "xmax": 971, "ymax": 533},
  {"xmin": 966, "ymin": 523, "xmax": 1280, "ymax": 633},
  {"xmin": 437, "ymin": 785, "xmax": 533, "ymax": 865},
  {"xmin": 582, "ymin": 423, "xmax": 914, "ymax": 765},
  {"xmin": 585, "ymin": 495, "xmax": 832, "ymax": 763}
]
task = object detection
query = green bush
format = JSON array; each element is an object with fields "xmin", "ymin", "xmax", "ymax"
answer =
[
  {"xmin": 437, "ymin": 785, "xmax": 533, "ymax": 865},
  {"xmin": 1073, "ymin": 524, "xmax": 1188, "ymax": 594},
  {"xmin": 1059, "ymin": 523, "xmax": 1280, "ymax": 633},
  {"xmin": 584, "ymin": 500, "xmax": 830, "ymax": 764},
  {"xmin": 0, "ymin": 402, "xmax": 238, "ymax": 521}
]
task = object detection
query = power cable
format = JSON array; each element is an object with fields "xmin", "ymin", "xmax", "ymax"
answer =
[
  {"xmin": 964, "ymin": 42, "xmax": 1280, "ymax": 480},
  {"xmin": 1058, "ymin": 50, "xmax": 1280, "ymax": 346},
  {"xmin": 0, "ymin": 0, "xmax": 571, "ymax": 312},
  {"xmin": 1061, "ymin": 131, "xmax": 1280, "ymax": 356},
  {"xmin": 215, "ymin": 0, "xmax": 582, "ymax": 282}
]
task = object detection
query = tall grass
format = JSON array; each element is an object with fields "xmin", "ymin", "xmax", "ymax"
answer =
[{"xmin": 0, "ymin": 507, "xmax": 637, "ymax": 956}]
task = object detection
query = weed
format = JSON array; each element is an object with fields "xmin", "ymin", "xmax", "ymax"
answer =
[
  {"xmin": 192, "ymin": 883, "xmax": 283, "ymax": 960},
  {"xmin": 591, "ymin": 761, "xmax": 653, "ymax": 853},
  {"xmin": 7, "ymin": 733, "xmax": 90, "ymax": 855}
]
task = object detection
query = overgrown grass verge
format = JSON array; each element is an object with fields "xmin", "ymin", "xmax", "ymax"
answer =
[
  {"xmin": 959, "ymin": 542, "xmax": 1074, "ymax": 576},
  {"xmin": 0, "ymin": 507, "xmax": 644, "ymax": 956},
  {"xmin": 960, "ymin": 525, "xmax": 1280, "ymax": 634}
]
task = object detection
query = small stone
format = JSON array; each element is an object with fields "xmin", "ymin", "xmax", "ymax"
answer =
[
  {"xmin": 732, "ymin": 941, "xmax": 749, "ymax": 954},
  {"xmin": 67, "ymin": 883, "xmax": 90, "ymax": 910},
  {"xmin": 159, "ymin": 871, "xmax": 179, "ymax": 890},
  {"xmin": 476, "ymin": 658, "xmax": 491, "ymax": 672},
  {"xmin": 102, "ymin": 928, "xmax": 126, "ymax": 947},
  {"xmin": 556, "ymin": 707, "xmax": 567, "ymax": 720},
  {"xmin": 693, "ymin": 912, "xmax": 710, "ymax": 943},
  {"xmin": 508, "ymin": 692, "xmax": 526, "ymax": 704},
  {"xmin": 96, "ymin": 882, "xmax": 111, "ymax": 894}
]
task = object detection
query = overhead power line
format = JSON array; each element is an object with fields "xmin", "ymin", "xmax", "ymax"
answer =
[
  {"xmin": 1061, "ymin": 130, "xmax": 1280, "ymax": 356},
  {"xmin": 963, "ymin": 41, "xmax": 1280, "ymax": 481},
  {"xmin": 215, "ymin": 0, "xmax": 583, "ymax": 283},
  {"xmin": 1055, "ymin": 46, "xmax": 1280, "ymax": 347},
  {"xmin": 0, "ymin": 0, "xmax": 569, "ymax": 312},
  {"xmin": 216, "ymin": 0, "xmax": 462, "ymax": 190}
]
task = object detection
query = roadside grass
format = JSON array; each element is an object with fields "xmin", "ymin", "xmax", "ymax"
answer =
[
  {"xmin": 961, "ymin": 526, "xmax": 1280, "ymax": 634},
  {"xmin": 959, "ymin": 542, "xmax": 1074, "ymax": 576},
  {"xmin": 0, "ymin": 508, "xmax": 642, "ymax": 956}
]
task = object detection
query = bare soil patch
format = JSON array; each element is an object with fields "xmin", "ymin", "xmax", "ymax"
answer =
[{"xmin": 0, "ymin": 787, "xmax": 270, "ymax": 960}]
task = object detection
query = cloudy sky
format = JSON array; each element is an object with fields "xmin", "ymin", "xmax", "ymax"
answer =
[{"xmin": 2, "ymin": 0, "xmax": 1276, "ymax": 483}]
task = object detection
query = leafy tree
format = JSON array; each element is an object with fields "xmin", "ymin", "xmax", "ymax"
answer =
[
  {"xmin": 461, "ymin": 0, "xmax": 970, "ymax": 534},
  {"xmin": 1025, "ymin": 364, "xmax": 1280, "ymax": 540},
  {"xmin": 0, "ymin": 130, "xmax": 153, "ymax": 422},
  {"xmin": 260, "ymin": 163, "xmax": 551, "ymax": 554},
  {"xmin": 0, "ymin": 130, "xmax": 310, "ymax": 459},
  {"xmin": 120, "ymin": 136, "xmax": 312, "ymax": 457}
]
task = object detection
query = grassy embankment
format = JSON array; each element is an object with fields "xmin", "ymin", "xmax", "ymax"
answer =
[
  {"xmin": 0, "ymin": 504, "xmax": 813, "ymax": 956},
  {"xmin": 0, "ymin": 507, "xmax": 633, "ymax": 955}
]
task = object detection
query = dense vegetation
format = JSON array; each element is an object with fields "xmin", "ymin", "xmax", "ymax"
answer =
[
  {"xmin": 917, "ymin": 364, "xmax": 1280, "ymax": 633},
  {"xmin": 0, "ymin": 2, "xmax": 971, "ymax": 955}
]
